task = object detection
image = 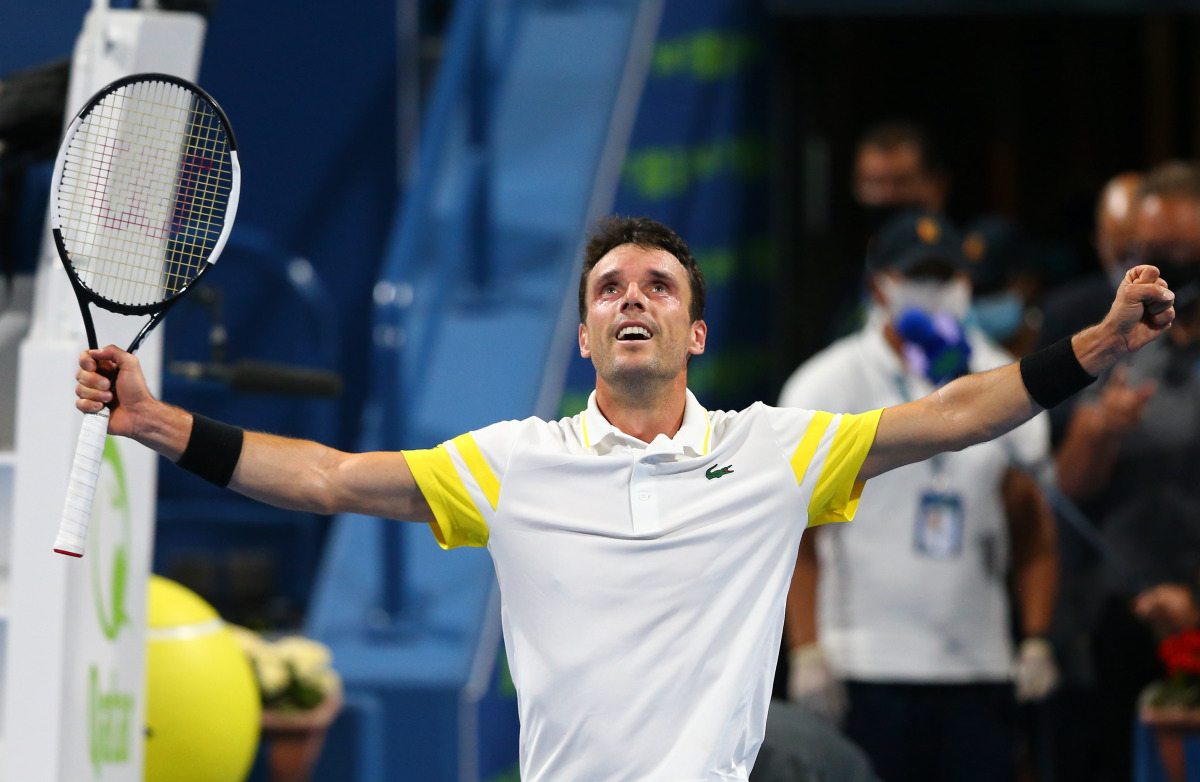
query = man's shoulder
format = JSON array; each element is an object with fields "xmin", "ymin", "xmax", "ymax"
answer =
[{"xmin": 470, "ymin": 414, "xmax": 582, "ymax": 447}]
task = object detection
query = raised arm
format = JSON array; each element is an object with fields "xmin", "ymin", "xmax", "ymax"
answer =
[
  {"xmin": 75, "ymin": 346, "xmax": 433, "ymax": 524},
  {"xmin": 859, "ymin": 265, "xmax": 1175, "ymax": 481}
]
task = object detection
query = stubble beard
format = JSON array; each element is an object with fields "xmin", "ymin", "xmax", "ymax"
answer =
[{"xmin": 594, "ymin": 344, "xmax": 682, "ymax": 403}]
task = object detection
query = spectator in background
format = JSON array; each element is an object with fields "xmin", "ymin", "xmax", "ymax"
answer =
[
  {"xmin": 852, "ymin": 119, "xmax": 951, "ymax": 227},
  {"xmin": 778, "ymin": 210, "xmax": 1059, "ymax": 782},
  {"xmin": 1046, "ymin": 172, "xmax": 1144, "ymax": 338},
  {"xmin": 1039, "ymin": 172, "xmax": 1146, "ymax": 447},
  {"xmin": 829, "ymin": 119, "xmax": 953, "ymax": 341},
  {"xmin": 963, "ymin": 216, "xmax": 1049, "ymax": 358},
  {"xmin": 1051, "ymin": 161, "xmax": 1200, "ymax": 782}
]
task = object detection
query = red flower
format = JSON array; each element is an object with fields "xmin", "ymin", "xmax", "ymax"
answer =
[{"xmin": 1159, "ymin": 630, "xmax": 1200, "ymax": 677}]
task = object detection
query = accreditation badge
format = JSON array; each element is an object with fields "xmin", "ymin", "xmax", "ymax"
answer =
[{"xmin": 913, "ymin": 490, "xmax": 965, "ymax": 559}]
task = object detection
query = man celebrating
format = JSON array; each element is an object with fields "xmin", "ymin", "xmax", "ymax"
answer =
[{"xmin": 74, "ymin": 216, "xmax": 1174, "ymax": 782}]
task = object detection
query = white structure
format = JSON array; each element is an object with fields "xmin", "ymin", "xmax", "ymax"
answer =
[{"xmin": 0, "ymin": 4, "xmax": 208, "ymax": 780}]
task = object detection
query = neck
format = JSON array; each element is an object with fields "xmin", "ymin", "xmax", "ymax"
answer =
[{"xmin": 594, "ymin": 372, "xmax": 688, "ymax": 443}]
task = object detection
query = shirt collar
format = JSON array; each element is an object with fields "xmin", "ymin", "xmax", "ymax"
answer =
[{"xmin": 581, "ymin": 389, "xmax": 711, "ymax": 456}]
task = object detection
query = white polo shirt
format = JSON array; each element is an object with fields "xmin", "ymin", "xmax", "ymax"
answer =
[
  {"xmin": 402, "ymin": 390, "xmax": 881, "ymax": 782},
  {"xmin": 778, "ymin": 311, "xmax": 1049, "ymax": 681}
]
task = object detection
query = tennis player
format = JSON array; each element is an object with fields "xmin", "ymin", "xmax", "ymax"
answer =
[{"xmin": 74, "ymin": 216, "xmax": 1175, "ymax": 782}]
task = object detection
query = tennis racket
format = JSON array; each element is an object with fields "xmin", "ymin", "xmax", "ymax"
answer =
[{"xmin": 51, "ymin": 73, "xmax": 240, "ymax": 557}]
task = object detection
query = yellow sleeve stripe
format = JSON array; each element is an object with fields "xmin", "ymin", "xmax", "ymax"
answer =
[
  {"xmin": 807, "ymin": 408, "xmax": 884, "ymax": 528},
  {"xmin": 402, "ymin": 446, "xmax": 489, "ymax": 550},
  {"xmin": 790, "ymin": 411, "xmax": 834, "ymax": 485},
  {"xmin": 451, "ymin": 433, "xmax": 500, "ymax": 510}
]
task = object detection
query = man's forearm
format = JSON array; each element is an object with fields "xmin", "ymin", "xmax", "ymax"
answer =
[
  {"xmin": 129, "ymin": 400, "xmax": 195, "ymax": 462},
  {"xmin": 229, "ymin": 431, "xmax": 352, "ymax": 515},
  {"xmin": 863, "ymin": 363, "xmax": 1037, "ymax": 480},
  {"xmin": 77, "ymin": 345, "xmax": 432, "ymax": 524},
  {"xmin": 863, "ymin": 266, "xmax": 1173, "ymax": 481},
  {"xmin": 128, "ymin": 400, "xmax": 365, "ymax": 516},
  {"xmin": 936, "ymin": 326, "xmax": 1125, "ymax": 450},
  {"xmin": 1071, "ymin": 323, "xmax": 1128, "ymax": 377}
]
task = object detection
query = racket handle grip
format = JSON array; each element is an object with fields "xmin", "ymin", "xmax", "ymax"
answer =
[{"xmin": 53, "ymin": 408, "xmax": 110, "ymax": 558}]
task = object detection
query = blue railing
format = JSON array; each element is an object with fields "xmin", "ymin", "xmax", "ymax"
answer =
[{"xmin": 306, "ymin": 1, "xmax": 662, "ymax": 778}]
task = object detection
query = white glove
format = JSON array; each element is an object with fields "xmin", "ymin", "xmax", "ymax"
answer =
[
  {"xmin": 787, "ymin": 643, "xmax": 848, "ymax": 724},
  {"xmin": 1014, "ymin": 637, "xmax": 1060, "ymax": 702}
]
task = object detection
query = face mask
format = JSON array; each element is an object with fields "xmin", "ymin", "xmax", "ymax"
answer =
[
  {"xmin": 877, "ymin": 276, "xmax": 971, "ymax": 324},
  {"xmin": 969, "ymin": 291, "xmax": 1025, "ymax": 343}
]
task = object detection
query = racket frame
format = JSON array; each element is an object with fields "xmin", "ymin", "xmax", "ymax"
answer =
[
  {"xmin": 50, "ymin": 71, "xmax": 241, "ymax": 349},
  {"xmin": 49, "ymin": 72, "xmax": 241, "ymax": 556}
]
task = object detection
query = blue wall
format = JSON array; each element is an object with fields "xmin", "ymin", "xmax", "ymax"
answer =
[
  {"xmin": 0, "ymin": 1, "xmax": 89, "ymax": 77},
  {"xmin": 1, "ymin": 0, "xmax": 402, "ymax": 624},
  {"xmin": 193, "ymin": 1, "xmax": 399, "ymax": 449},
  {"xmin": 560, "ymin": 0, "xmax": 772, "ymax": 416},
  {"xmin": 1, "ymin": 0, "xmax": 399, "ymax": 450}
]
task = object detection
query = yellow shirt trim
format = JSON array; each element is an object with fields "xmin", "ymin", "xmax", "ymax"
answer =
[
  {"xmin": 451, "ymin": 433, "xmax": 500, "ymax": 510},
  {"xmin": 790, "ymin": 411, "xmax": 833, "ymax": 486},
  {"xmin": 806, "ymin": 408, "xmax": 883, "ymax": 528},
  {"xmin": 402, "ymin": 445, "xmax": 489, "ymax": 550}
]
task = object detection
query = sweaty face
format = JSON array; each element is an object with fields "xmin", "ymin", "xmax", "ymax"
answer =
[{"xmin": 579, "ymin": 244, "xmax": 706, "ymax": 389}]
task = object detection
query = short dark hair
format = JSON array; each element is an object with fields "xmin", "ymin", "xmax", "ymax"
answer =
[
  {"xmin": 1139, "ymin": 160, "xmax": 1200, "ymax": 203},
  {"xmin": 578, "ymin": 216, "xmax": 706, "ymax": 323},
  {"xmin": 857, "ymin": 119, "xmax": 947, "ymax": 176}
]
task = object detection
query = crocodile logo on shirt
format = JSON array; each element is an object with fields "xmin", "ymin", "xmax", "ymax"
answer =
[{"xmin": 706, "ymin": 464, "xmax": 735, "ymax": 480}]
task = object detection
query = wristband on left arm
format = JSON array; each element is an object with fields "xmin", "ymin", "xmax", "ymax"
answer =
[{"xmin": 1019, "ymin": 336, "xmax": 1098, "ymax": 409}]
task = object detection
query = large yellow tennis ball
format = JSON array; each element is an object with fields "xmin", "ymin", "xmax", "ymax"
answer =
[{"xmin": 144, "ymin": 575, "xmax": 261, "ymax": 782}]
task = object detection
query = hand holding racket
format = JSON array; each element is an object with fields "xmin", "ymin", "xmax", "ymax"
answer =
[{"xmin": 52, "ymin": 73, "xmax": 240, "ymax": 557}]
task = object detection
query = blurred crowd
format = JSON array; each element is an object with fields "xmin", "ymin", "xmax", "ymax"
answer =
[{"xmin": 758, "ymin": 120, "xmax": 1200, "ymax": 782}]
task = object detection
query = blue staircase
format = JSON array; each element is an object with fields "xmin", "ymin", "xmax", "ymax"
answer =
[{"xmin": 304, "ymin": 1, "xmax": 663, "ymax": 779}]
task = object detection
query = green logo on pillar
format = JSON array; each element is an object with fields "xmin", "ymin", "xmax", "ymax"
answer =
[
  {"xmin": 91, "ymin": 438, "xmax": 132, "ymax": 641},
  {"xmin": 88, "ymin": 438, "xmax": 136, "ymax": 777},
  {"xmin": 88, "ymin": 665, "xmax": 134, "ymax": 776}
]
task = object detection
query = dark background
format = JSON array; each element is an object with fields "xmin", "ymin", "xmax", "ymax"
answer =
[{"xmin": 768, "ymin": 12, "xmax": 1200, "ymax": 385}]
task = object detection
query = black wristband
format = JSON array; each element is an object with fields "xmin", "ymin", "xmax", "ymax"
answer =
[
  {"xmin": 176, "ymin": 414, "xmax": 244, "ymax": 487},
  {"xmin": 1019, "ymin": 336, "xmax": 1098, "ymax": 409}
]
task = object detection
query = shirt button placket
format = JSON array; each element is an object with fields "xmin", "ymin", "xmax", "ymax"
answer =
[{"xmin": 631, "ymin": 455, "xmax": 660, "ymax": 533}]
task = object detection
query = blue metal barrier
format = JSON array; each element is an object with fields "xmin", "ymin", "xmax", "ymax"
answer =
[
  {"xmin": 305, "ymin": 0, "xmax": 663, "ymax": 779},
  {"xmin": 157, "ymin": 225, "xmax": 343, "ymax": 624}
]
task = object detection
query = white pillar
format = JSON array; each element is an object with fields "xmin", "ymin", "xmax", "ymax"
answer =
[{"xmin": 0, "ymin": 7, "xmax": 207, "ymax": 780}]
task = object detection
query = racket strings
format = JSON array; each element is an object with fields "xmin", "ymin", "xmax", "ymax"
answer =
[
  {"xmin": 56, "ymin": 79, "xmax": 234, "ymax": 308},
  {"xmin": 62, "ymin": 99, "xmax": 223, "ymax": 302}
]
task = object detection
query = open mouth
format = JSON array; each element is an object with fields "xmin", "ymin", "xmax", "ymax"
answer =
[{"xmin": 617, "ymin": 325, "xmax": 652, "ymax": 341}]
